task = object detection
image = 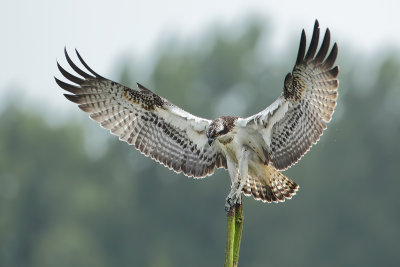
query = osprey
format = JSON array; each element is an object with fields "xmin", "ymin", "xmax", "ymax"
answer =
[{"xmin": 55, "ymin": 20, "xmax": 338, "ymax": 211}]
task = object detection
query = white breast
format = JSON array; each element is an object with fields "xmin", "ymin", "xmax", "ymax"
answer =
[{"xmin": 216, "ymin": 122, "xmax": 266, "ymax": 164}]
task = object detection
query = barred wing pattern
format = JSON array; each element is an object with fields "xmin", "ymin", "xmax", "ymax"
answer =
[
  {"xmin": 55, "ymin": 49, "xmax": 226, "ymax": 177},
  {"xmin": 245, "ymin": 20, "xmax": 339, "ymax": 170}
]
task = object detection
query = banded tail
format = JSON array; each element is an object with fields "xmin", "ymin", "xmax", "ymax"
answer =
[{"xmin": 242, "ymin": 165, "xmax": 299, "ymax": 203}]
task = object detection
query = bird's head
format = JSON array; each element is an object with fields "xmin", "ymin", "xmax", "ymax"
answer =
[{"xmin": 206, "ymin": 116, "xmax": 237, "ymax": 145}]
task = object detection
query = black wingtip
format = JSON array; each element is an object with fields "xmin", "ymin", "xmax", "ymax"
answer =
[
  {"xmin": 55, "ymin": 77, "xmax": 83, "ymax": 94},
  {"xmin": 330, "ymin": 65, "xmax": 339, "ymax": 77},
  {"xmin": 314, "ymin": 19, "xmax": 319, "ymax": 29},
  {"xmin": 136, "ymin": 82, "xmax": 152, "ymax": 92},
  {"xmin": 315, "ymin": 28, "xmax": 331, "ymax": 63},
  {"xmin": 75, "ymin": 49, "xmax": 102, "ymax": 78},
  {"xmin": 305, "ymin": 20, "xmax": 320, "ymax": 62},
  {"xmin": 323, "ymin": 42, "xmax": 338, "ymax": 70},
  {"xmin": 63, "ymin": 94, "xmax": 81, "ymax": 103},
  {"xmin": 296, "ymin": 30, "xmax": 306, "ymax": 64},
  {"xmin": 56, "ymin": 61, "xmax": 85, "ymax": 85},
  {"xmin": 64, "ymin": 48, "xmax": 93, "ymax": 79}
]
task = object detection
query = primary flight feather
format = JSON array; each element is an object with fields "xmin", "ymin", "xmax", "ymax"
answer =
[{"xmin": 55, "ymin": 20, "xmax": 338, "ymax": 210}]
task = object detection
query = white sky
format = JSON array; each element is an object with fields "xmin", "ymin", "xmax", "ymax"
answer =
[{"xmin": 1, "ymin": 0, "xmax": 400, "ymax": 112}]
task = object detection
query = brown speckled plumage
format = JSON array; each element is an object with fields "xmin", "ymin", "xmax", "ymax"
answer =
[
  {"xmin": 206, "ymin": 116, "xmax": 237, "ymax": 138},
  {"xmin": 56, "ymin": 48, "xmax": 226, "ymax": 178},
  {"xmin": 55, "ymin": 20, "xmax": 339, "ymax": 208},
  {"xmin": 241, "ymin": 165, "xmax": 299, "ymax": 203}
]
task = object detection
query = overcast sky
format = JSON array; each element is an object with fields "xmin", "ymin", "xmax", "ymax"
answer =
[{"xmin": 1, "ymin": 0, "xmax": 399, "ymax": 112}]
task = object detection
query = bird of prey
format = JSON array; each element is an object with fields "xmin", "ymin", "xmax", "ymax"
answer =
[{"xmin": 55, "ymin": 20, "xmax": 338, "ymax": 211}]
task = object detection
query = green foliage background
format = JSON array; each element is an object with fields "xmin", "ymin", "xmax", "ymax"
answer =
[{"xmin": 1, "ymin": 19, "xmax": 400, "ymax": 266}]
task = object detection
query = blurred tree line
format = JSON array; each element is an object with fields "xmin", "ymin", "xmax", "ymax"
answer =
[{"xmin": 1, "ymin": 19, "xmax": 399, "ymax": 266}]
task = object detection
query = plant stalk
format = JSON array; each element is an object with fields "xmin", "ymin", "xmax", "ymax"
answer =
[
  {"xmin": 224, "ymin": 199, "xmax": 244, "ymax": 267},
  {"xmin": 224, "ymin": 206, "xmax": 236, "ymax": 267},
  {"xmin": 233, "ymin": 203, "xmax": 243, "ymax": 267}
]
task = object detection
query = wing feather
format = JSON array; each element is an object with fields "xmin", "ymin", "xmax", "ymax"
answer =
[
  {"xmin": 56, "ymin": 49, "xmax": 226, "ymax": 177},
  {"xmin": 244, "ymin": 20, "xmax": 339, "ymax": 170},
  {"xmin": 296, "ymin": 30, "xmax": 307, "ymax": 65},
  {"xmin": 304, "ymin": 20, "xmax": 320, "ymax": 62},
  {"xmin": 315, "ymin": 28, "xmax": 331, "ymax": 63},
  {"xmin": 64, "ymin": 48, "xmax": 94, "ymax": 79}
]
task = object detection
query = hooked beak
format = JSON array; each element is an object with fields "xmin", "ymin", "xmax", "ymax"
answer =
[{"xmin": 208, "ymin": 137, "xmax": 215, "ymax": 146}]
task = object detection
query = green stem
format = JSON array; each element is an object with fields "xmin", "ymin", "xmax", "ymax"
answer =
[
  {"xmin": 224, "ymin": 207, "xmax": 236, "ymax": 267},
  {"xmin": 224, "ymin": 199, "xmax": 244, "ymax": 267},
  {"xmin": 233, "ymin": 202, "xmax": 243, "ymax": 267}
]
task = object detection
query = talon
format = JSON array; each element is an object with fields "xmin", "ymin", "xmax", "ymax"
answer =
[
  {"xmin": 226, "ymin": 188, "xmax": 243, "ymax": 210},
  {"xmin": 225, "ymin": 199, "xmax": 232, "ymax": 212},
  {"xmin": 225, "ymin": 197, "xmax": 234, "ymax": 212},
  {"xmin": 225, "ymin": 205, "xmax": 231, "ymax": 212},
  {"xmin": 235, "ymin": 193, "xmax": 242, "ymax": 204}
]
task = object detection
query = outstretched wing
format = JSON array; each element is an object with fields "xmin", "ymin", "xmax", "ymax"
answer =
[
  {"xmin": 55, "ymin": 48, "xmax": 226, "ymax": 177},
  {"xmin": 244, "ymin": 20, "xmax": 339, "ymax": 170}
]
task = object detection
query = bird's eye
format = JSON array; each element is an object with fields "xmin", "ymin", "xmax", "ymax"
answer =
[{"xmin": 214, "ymin": 132, "xmax": 219, "ymax": 137}]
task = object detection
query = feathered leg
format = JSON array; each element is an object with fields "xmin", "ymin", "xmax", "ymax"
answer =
[
  {"xmin": 225, "ymin": 159, "xmax": 238, "ymax": 211},
  {"xmin": 226, "ymin": 147, "xmax": 250, "ymax": 211}
]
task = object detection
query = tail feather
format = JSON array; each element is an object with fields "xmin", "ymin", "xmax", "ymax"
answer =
[{"xmin": 242, "ymin": 165, "xmax": 299, "ymax": 203}]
